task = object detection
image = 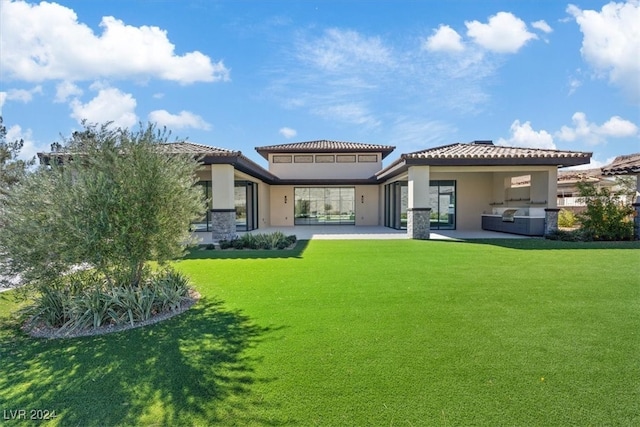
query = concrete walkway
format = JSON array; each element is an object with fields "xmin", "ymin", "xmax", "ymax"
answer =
[{"xmin": 193, "ymin": 226, "xmax": 531, "ymax": 244}]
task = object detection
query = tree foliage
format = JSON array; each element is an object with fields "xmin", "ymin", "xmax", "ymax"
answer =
[
  {"xmin": 0, "ymin": 116, "xmax": 35, "ymax": 199},
  {"xmin": 576, "ymin": 181, "xmax": 634, "ymax": 241},
  {"xmin": 0, "ymin": 122, "xmax": 206, "ymax": 289}
]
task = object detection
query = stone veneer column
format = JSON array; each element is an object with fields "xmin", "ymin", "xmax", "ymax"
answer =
[
  {"xmin": 211, "ymin": 164, "xmax": 236, "ymax": 241},
  {"xmin": 633, "ymin": 203, "xmax": 640, "ymax": 240},
  {"xmin": 544, "ymin": 208, "xmax": 560, "ymax": 235},
  {"xmin": 210, "ymin": 209, "xmax": 236, "ymax": 240},
  {"xmin": 407, "ymin": 208, "xmax": 432, "ymax": 239}
]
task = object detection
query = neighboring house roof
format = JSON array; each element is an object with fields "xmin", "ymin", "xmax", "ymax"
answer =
[
  {"xmin": 157, "ymin": 141, "xmax": 239, "ymax": 156},
  {"xmin": 159, "ymin": 142, "xmax": 278, "ymax": 182},
  {"xmin": 255, "ymin": 140, "xmax": 396, "ymax": 160},
  {"xmin": 601, "ymin": 153, "xmax": 640, "ymax": 175},
  {"xmin": 557, "ymin": 169, "xmax": 603, "ymax": 185},
  {"xmin": 38, "ymin": 141, "xmax": 279, "ymax": 183},
  {"xmin": 377, "ymin": 141, "xmax": 592, "ymax": 180}
]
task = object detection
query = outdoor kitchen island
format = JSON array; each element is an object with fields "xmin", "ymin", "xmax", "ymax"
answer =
[{"xmin": 481, "ymin": 208, "xmax": 546, "ymax": 236}]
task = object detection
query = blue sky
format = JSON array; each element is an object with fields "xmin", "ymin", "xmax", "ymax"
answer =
[{"xmin": 1, "ymin": 0, "xmax": 639, "ymax": 169}]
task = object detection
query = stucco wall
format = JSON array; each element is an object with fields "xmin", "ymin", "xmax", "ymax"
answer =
[
  {"xmin": 355, "ymin": 185, "xmax": 380, "ymax": 225},
  {"xmin": 257, "ymin": 182, "xmax": 271, "ymax": 229},
  {"xmin": 270, "ymin": 186, "xmax": 294, "ymax": 226}
]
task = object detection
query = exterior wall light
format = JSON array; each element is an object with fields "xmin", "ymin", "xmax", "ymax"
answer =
[
  {"xmin": 284, "ymin": 195, "xmax": 288, "ymax": 204},
  {"xmin": 361, "ymin": 195, "xmax": 364, "ymax": 204}
]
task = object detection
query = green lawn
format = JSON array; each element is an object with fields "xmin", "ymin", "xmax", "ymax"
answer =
[{"xmin": 1, "ymin": 239, "xmax": 639, "ymax": 426}]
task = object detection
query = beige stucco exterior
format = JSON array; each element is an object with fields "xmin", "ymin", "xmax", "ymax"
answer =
[{"xmin": 184, "ymin": 141, "xmax": 589, "ymax": 238}]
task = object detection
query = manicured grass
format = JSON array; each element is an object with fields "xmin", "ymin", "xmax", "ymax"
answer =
[{"xmin": 1, "ymin": 239, "xmax": 638, "ymax": 426}]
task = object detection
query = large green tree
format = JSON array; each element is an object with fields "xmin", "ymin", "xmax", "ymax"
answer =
[{"xmin": 0, "ymin": 122, "xmax": 205, "ymax": 288}]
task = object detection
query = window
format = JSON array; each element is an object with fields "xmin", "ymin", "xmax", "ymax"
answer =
[{"xmin": 294, "ymin": 187, "xmax": 355, "ymax": 225}]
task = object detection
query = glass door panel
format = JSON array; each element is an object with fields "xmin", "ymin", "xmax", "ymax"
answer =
[
  {"xmin": 294, "ymin": 188, "xmax": 311, "ymax": 225},
  {"xmin": 429, "ymin": 180, "xmax": 456, "ymax": 230},
  {"xmin": 234, "ymin": 184, "xmax": 247, "ymax": 231}
]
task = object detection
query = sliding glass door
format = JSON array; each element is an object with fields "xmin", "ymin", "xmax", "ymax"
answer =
[
  {"xmin": 294, "ymin": 187, "xmax": 355, "ymax": 225},
  {"xmin": 235, "ymin": 181, "xmax": 258, "ymax": 231},
  {"xmin": 385, "ymin": 180, "xmax": 456, "ymax": 230},
  {"xmin": 384, "ymin": 181, "xmax": 408, "ymax": 229},
  {"xmin": 429, "ymin": 180, "xmax": 456, "ymax": 230}
]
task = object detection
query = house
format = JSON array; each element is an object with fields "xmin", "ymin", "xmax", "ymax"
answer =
[
  {"xmin": 159, "ymin": 140, "xmax": 592, "ymax": 239},
  {"xmin": 556, "ymin": 168, "xmax": 624, "ymax": 211}
]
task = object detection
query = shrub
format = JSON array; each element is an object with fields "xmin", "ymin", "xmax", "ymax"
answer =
[
  {"xmin": 26, "ymin": 267, "xmax": 193, "ymax": 332},
  {"xmin": 219, "ymin": 232, "xmax": 296, "ymax": 250},
  {"xmin": 576, "ymin": 182, "xmax": 634, "ymax": 241},
  {"xmin": 545, "ymin": 229, "xmax": 588, "ymax": 242},
  {"xmin": 558, "ymin": 209, "xmax": 577, "ymax": 228}
]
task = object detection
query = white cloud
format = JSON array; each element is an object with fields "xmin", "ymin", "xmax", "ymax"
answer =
[
  {"xmin": 54, "ymin": 81, "xmax": 83, "ymax": 103},
  {"xmin": 465, "ymin": 12, "xmax": 538, "ymax": 53},
  {"xmin": 298, "ymin": 28, "xmax": 393, "ymax": 72},
  {"xmin": 497, "ymin": 120, "xmax": 556, "ymax": 149},
  {"xmin": 279, "ymin": 127, "xmax": 297, "ymax": 139},
  {"xmin": 0, "ymin": 1, "xmax": 229, "ymax": 84},
  {"xmin": 424, "ymin": 25, "xmax": 465, "ymax": 52},
  {"xmin": 70, "ymin": 87, "xmax": 138, "ymax": 129},
  {"xmin": 568, "ymin": 76, "xmax": 583, "ymax": 95},
  {"xmin": 148, "ymin": 110, "xmax": 211, "ymax": 130},
  {"xmin": 531, "ymin": 20, "xmax": 553, "ymax": 33},
  {"xmin": 556, "ymin": 112, "xmax": 638, "ymax": 145},
  {"xmin": 0, "ymin": 86, "xmax": 43, "ymax": 105},
  {"xmin": 599, "ymin": 115, "xmax": 639, "ymax": 137},
  {"xmin": 567, "ymin": 1, "xmax": 640, "ymax": 102}
]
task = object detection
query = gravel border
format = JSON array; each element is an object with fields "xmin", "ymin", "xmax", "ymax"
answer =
[{"xmin": 23, "ymin": 291, "xmax": 201, "ymax": 340}]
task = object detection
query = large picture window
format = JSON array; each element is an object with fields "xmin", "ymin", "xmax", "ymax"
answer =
[{"xmin": 294, "ymin": 187, "xmax": 355, "ymax": 225}]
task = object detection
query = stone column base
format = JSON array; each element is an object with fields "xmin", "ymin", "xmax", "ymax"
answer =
[
  {"xmin": 633, "ymin": 203, "xmax": 640, "ymax": 240},
  {"xmin": 407, "ymin": 208, "xmax": 431, "ymax": 240},
  {"xmin": 544, "ymin": 208, "xmax": 561, "ymax": 235},
  {"xmin": 211, "ymin": 209, "xmax": 236, "ymax": 241}
]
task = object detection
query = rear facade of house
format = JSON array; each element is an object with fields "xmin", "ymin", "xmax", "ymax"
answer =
[{"xmin": 178, "ymin": 139, "xmax": 592, "ymax": 239}]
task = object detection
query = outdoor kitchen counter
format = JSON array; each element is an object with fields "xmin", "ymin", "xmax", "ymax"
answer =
[{"xmin": 481, "ymin": 214, "xmax": 545, "ymax": 236}]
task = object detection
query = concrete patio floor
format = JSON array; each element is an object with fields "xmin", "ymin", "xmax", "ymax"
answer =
[{"xmin": 193, "ymin": 226, "xmax": 533, "ymax": 244}]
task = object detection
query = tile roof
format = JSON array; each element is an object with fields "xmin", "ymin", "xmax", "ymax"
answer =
[
  {"xmin": 255, "ymin": 140, "xmax": 396, "ymax": 159},
  {"xmin": 157, "ymin": 141, "xmax": 239, "ymax": 156},
  {"xmin": 601, "ymin": 153, "xmax": 640, "ymax": 175},
  {"xmin": 376, "ymin": 141, "xmax": 592, "ymax": 179},
  {"xmin": 402, "ymin": 142, "xmax": 591, "ymax": 160}
]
